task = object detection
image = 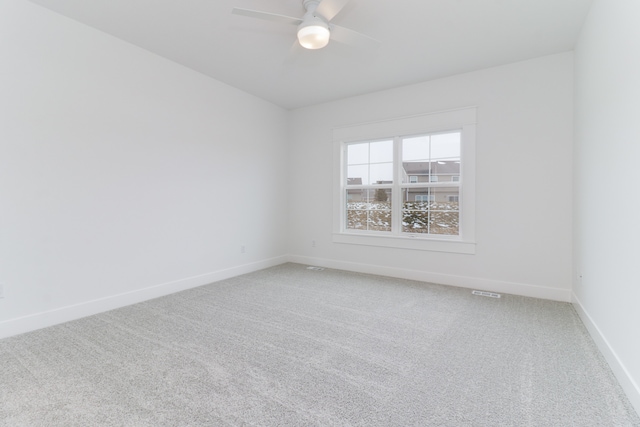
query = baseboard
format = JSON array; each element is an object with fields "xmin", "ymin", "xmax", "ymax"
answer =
[
  {"xmin": 572, "ymin": 293, "xmax": 640, "ymax": 416},
  {"xmin": 287, "ymin": 255, "xmax": 572, "ymax": 302},
  {"xmin": 0, "ymin": 255, "xmax": 288, "ymax": 340}
]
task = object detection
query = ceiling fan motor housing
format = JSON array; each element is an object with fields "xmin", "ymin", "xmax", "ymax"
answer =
[
  {"xmin": 298, "ymin": 0, "xmax": 330, "ymax": 49},
  {"xmin": 303, "ymin": 0, "xmax": 322, "ymax": 13}
]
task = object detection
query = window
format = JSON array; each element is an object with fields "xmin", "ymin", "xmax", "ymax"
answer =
[
  {"xmin": 345, "ymin": 131, "xmax": 461, "ymax": 236},
  {"xmin": 333, "ymin": 107, "xmax": 476, "ymax": 254}
]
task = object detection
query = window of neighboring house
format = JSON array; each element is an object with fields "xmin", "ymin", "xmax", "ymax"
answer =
[{"xmin": 333, "ymin": 107, "xmax": 476, "ymax": 254}]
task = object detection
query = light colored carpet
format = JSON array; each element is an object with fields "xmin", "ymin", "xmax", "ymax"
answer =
[{"xmin": 0, "ymin": 263, "xmax": 638, "ymax": 426}]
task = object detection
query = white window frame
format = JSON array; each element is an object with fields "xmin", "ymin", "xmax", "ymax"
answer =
[{"xmin": 333, "ymin": 107, "xmax": 476, "ymax": 254}]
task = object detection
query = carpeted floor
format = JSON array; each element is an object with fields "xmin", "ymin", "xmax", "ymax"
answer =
[{"xmin": 1, "ymin": 263, "xmax": 638, "ymax": 426}]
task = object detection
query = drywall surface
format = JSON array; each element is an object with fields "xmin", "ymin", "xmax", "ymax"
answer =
[
  {"xmin": 288, "ymin": 53, "xmax": 574, "ymax": 301},
  {"xmin": 0, "ymin": 0, "xmax": 288, "ymax": 337},
  {"xmin": 573, "ymin": 0, "xmax": 640, "ymax": 413}
]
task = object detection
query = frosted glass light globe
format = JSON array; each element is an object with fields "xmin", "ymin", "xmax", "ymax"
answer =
[{"xmin": 297, "ymin": 24, "xmax": 330, "ymax": 49}]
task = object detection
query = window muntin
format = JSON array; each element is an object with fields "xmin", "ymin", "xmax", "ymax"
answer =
[{"xmin": 344, "ymin": 131, "xmax": 461, "ymax": 238}]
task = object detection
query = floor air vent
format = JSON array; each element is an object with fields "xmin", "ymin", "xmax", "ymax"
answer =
[
  {"xmin": 306, "ymin": 266, "xmax": 325, "ymax": 271},
  {"xmin": 472, "ymin": 290, "xmax": 501, "ymax": 298}
]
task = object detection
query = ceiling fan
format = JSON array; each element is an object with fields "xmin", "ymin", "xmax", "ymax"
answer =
[{"xmin": 232, "ymin": 0, "xmax": 378, "ymax": 50}]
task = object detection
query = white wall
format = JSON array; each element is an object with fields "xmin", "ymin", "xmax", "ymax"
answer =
[
  {"xmin": 0, "ymin": 0, "xmax": 288, "ymax": 338},
  {"xmin": 573, "ymin": 0, "xmax": 640, "ymax": 413},
  {"xmin": 288, "ymin": 53, "xmax": 574, "ymax": 301}
]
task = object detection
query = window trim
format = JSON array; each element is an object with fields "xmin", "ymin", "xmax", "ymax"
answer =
[{"xmin": 332, "ymin": 107, "xmax": 476, "ymax": 254}]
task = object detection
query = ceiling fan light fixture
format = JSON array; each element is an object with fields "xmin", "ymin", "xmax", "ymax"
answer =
[{"xmin": 297, "ymin": 21, "xmax": 330, "ymax": 49}]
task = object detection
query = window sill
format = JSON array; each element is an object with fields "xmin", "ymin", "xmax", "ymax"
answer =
[{"xmin": 332, "ymin": 232, "xmax": 476, "ymax": 254}]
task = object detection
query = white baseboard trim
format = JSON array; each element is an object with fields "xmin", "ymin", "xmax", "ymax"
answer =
[
  {"xmin": 0, "ymin": 255, "xmax": 288, "ymax": 340},
  {"xmin": 572, "ymin": 293, "xmax": 640, "ymax": 416},
  {"xmin": 287, "ymin": 255, "xmax": 572, "ymax": 302}
]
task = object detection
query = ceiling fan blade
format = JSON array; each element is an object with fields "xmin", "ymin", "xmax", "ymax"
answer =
[
  {"xmin": 330, "ymin": 24, "xmax": 380, "ymax": 50},
  {"xmin": 316, "ymin": 0, "xmax": 350, "ymax": 21},
  {"xmin": 231, "ymin": 8, "xmax": 302, "ymax": 26}
]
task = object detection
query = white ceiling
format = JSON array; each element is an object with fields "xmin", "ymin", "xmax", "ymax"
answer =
[{"xmin": 28, "ymin": 0, "xmax": 593, "ymax": 110}]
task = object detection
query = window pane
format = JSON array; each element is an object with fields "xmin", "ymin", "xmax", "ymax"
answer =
[
  {"xmin": 346, "ymin": 189, "xmax": 392, "ymax": 232},
  {"xmin": 368, "ymin": 188, "xmax": 391, "ymax": 231},
  {"xmin": 346, "ymin": 209, "xmax": 368, "ymax": 230},
  {"xmin": 370, "ymin": 140, "xmax": 393, "ymax": 163},
  {"xmin": 347, "ymin": 143, "xmax": 368, "ymax": 165},
  {"xmin": 370, "ymin": 162, "xmax": 393, "ymax": 184},
  {"xmin": 430, "ymin": 187, "xmax": 459, "ymax": 235},
  {"xmin": 430, "ymin": 160, "xmax": 460, "ymax": 183},
  {"xmin": 403, "ymin": 136, "xmax": 429, "ymax": 184},
  {"xmin": 369, "ymin": 209, "xmax": 392, "ymax": 231},
  {"xmin": 402, "ymin": 188, "xmax": 430, "ymax": 233},
  {"xmin": 347, "ymin": 165, "xmax": 368, "ymax": 186},
  {"xmin": 403, "ymin": 136, "xmax": 429, "ymax": 161},
  {"xmin": 431, "ymin": 132, "xmax": 460, "ymax": 160},
  {"xmin": 403, "ymin": 187, "xmax": 432, "ymax": 203},
  {"xmin": 402, "ymin": 187, "xmax": 459, "ymax": 235},
  {"xmin": 430, "ymin": 211, "xmax": 459, "ymax": 235},
  {"xmin": 432, "ymin": 187, "xmax": 459, "ymax": 209},
  {"xmin": 346, "ymin": 188, "xmax": 371, "ymax": 230},
  {"xmin": 346, "ymin": 188, "xmax": 368, "ymax": 204},
  {"xmin": 402, "ymin": 161, "xmax": 429, "ymax": 184},
  {"xmin": 370, "ymin": 188, "xmax": 391, "ymax": 203},
  {"xmin": 402, "ymin": 210, "xmax": 430, "ymax": 233}
]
